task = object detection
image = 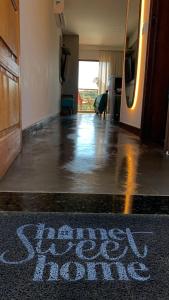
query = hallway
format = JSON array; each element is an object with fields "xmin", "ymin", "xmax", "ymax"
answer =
[
  {"xmin": 0, "ymin": 113, "xmax": 169, "ymax": 196},
  {"xmin": 1, "ymin": 114, "xmax": 169, "ymax": 299},
  {"xmin": 1, "ymin": 1, "xmax": 169, "ymax": 298}
]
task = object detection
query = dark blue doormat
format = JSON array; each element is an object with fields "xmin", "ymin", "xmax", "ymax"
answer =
[{"xmin": 0, "ymin": 212, "xmax": 169, "ymax": 299}]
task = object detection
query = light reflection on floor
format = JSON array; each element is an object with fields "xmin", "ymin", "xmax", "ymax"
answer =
[{"xmin": 0, "ymin": 113, "xmax": 169, "ymax": 196}]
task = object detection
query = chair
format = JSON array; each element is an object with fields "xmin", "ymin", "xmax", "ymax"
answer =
[
  {"xmin": 61, "ymin": 94, "xmax": 75, "ymax": 115},
  {"xmin": 94, "ymin": 92, "xmax": 108, "ymax": 118}
]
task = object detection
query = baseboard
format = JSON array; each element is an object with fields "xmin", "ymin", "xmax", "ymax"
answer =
[
  {"xmin": 23, "ymin": 114, "xmax": 59, "ymax": 138},
  {"xmin": 119, "ymin": 122, "xmax": 141, "ymax": 136}
]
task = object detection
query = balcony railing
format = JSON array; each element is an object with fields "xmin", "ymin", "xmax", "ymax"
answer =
[{"xmin": 78, "ymin": 89, "xmax": 98, "ymax": 112}]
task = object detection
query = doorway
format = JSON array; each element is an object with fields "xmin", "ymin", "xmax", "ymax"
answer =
[{"xmin": 78, "ymin": 60, "xmax": 99, "ymax": 112}]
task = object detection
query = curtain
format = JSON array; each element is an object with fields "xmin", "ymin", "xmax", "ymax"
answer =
[{"xmin": 98, "ymin": 51, "xmax": 124, "ymax": 94}]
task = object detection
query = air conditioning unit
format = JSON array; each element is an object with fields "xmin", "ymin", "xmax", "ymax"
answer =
[
  {"xmin": 53, "ymin": 0, "xmax": 65, "ymax": 28},
  {"xmin": 54, "ymin": 0, "xmax": 64, "ymax": 14}
]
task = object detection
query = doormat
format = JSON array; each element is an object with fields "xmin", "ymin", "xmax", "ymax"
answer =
[{"xmin": 0, "ymin": 212, "xmax": 169, "ymax": 299}]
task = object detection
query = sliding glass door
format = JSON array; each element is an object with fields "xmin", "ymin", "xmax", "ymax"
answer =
[{"xmin": 78, "ymin": 61, "xmax": 99, "ymax": 112}]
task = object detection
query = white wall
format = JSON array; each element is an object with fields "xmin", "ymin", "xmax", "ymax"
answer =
[
  {"xmin": 120, "ymin": 0, "xmax": 151, "ymax": 129},
  {"xmin": 20, "ymin": 0, "xmax": 61, "ymax": 129},
  {"xmin": 79, "ymin": 45, "xmax": 123, "ymax": 61},
  {"xmin": 79, "ymin": 49, "xmax": 100, "ymax": 61}
]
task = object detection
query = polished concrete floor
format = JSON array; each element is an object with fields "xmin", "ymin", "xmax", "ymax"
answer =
[{"xmin": 0, "ymin": 113, "xmax": 169, "ymax": 195}]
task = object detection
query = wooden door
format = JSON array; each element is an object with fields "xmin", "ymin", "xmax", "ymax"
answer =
[
  {"xmin": 141, "ymin": 0, "xmax": 169, "ymax": 145},
  {"xmin": 0, "ymin": 0, "xmax": 21, "ymax": 178},
  {"xmin": 165, "ymin": 98, "xmax": 169, "ymax": 153}
]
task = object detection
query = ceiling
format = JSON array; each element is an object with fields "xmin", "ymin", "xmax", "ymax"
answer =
[
  {"xmin": 128, "ymin": 0, "xmax": 141, "ymax": 36},
  {"xmin": 63, "ymin": 0, "xmax": 128, "ymax": 49}
]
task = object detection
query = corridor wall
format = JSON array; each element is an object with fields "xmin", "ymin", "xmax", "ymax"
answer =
[{"xmin": 20, "ymin": 0, "xmax": 61, "ymax": 129}]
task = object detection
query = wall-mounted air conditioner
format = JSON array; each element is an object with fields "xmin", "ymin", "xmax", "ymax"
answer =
[{"xmin": 53, "ymin": 0, "xmax": 65, "ymax": 28}]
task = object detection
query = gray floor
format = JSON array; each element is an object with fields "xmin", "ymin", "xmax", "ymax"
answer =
[{"xmin": 0, "ymin": 113, "xmax": 169, "ymax": 195}]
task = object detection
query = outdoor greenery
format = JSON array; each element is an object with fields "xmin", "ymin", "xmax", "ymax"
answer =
[{"xmin": 78, "ymin": 89, "xmax": 98, "ymax": 112}]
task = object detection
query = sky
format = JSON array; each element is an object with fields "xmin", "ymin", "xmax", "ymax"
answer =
[{"xmin": 78, "ymin": 61, "xmax": 99, "ymax": 90}]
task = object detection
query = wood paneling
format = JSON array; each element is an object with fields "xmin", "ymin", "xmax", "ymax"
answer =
[
  {"xmin": 0, "ymin": 38, "xmax": 19, "ymax": 77},
  {"xmin": 0, "ymin": 0, "xmax": 19, "ymax": 56},
  {"xmin": 0, "ymin": 0, "xmax": 21, "ymax": 178},
  {"xmin": 0, "ymin": 128, "xmax": 21, "ymax": 178},
  {"xmin": 11, "ymin": 0, "xmax": 19, "ymax": 11},
  {"xmin": 0, "ymin": 68, "xmax": 19, "ymax": 131}
]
